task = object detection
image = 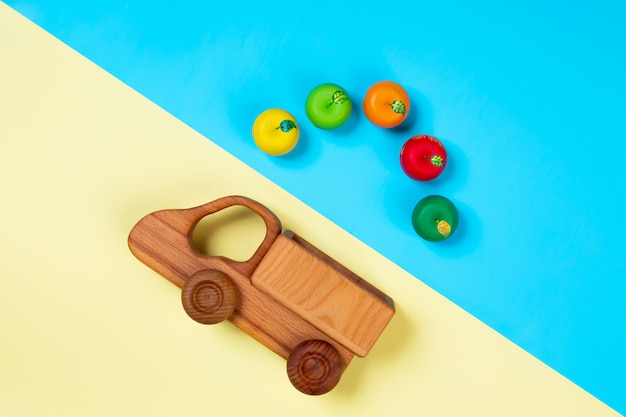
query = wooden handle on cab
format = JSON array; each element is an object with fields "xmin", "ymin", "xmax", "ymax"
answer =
[{"xmin": 183, "ymin": 195, "xmax": 282, "ymax": 277}]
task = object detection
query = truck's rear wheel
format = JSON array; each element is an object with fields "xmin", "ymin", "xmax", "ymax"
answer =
[
  {"xmin": 287, "ymin": 339, "xmax": 342, "ymax": 395},
  {"xmin": 181, "ymin": 269, "xmax": 237, "ymax": 324}
]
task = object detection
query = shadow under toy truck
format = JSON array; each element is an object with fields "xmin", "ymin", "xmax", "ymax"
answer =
[{"xmin": 128, "ymin": 195, "xmax": 395, "ymax": 395}]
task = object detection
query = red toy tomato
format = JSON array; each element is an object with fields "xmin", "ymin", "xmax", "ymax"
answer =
[{"xmin": 400, "ymin": 135, "xmax": 447, "ymax": 181}]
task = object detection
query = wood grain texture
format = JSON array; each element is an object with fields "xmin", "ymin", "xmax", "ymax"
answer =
[
  {"xmin": 127, "ymin": 196, "xmax": 355, "ymax": 362},
  {"xmin": 284, "ymin": 231, "xmax": 394, "ymax": 308},
  {"xmin": 287, "ymin": 340, "xmax": 343, "ymax": 395},
  {"xmin": 251, "ymin": 234, "xmax": 395, "ymax": 357},
  {"xmin": 181, "ymin": 269, "xmax": 238, "ymax": 324},
  {"xmin": 128, "ymin": 195, "xmax": 395, "ymax": 394}
]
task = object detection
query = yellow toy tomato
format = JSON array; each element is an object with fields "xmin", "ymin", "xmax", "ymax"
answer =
[{"xmin": 252, "ymin": 109, "xmax": 300, "ymax": 156}]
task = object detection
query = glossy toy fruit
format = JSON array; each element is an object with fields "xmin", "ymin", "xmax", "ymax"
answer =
[
  {"xmin": 411, "ymin": 195, "xmax": 458, "ymax": 242},
  {"xmin": 305, "ymin": 83, "xmax": 352, "ymax": 129},
  {"xmin": 400, "ymin": 134, "xmax": 447, "ymax": 181},
  {"xmin": 252, "ymin": 108, "xmax": 300, "ymax": 156},
  {"xmin": 362, "ymin": 81, "xmax": 410, "ymax": 128}
]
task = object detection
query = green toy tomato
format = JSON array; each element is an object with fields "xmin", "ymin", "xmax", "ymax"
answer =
[{"xmin": 411, "ymin": 195, "xmax": 459, "ymax": 242}]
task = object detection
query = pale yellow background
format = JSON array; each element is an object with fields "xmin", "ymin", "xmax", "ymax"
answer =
[{"xmin": 0, "ymin": 4, "xmax": 619, "ymax": 416}]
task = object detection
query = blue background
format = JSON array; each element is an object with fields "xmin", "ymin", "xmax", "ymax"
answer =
[{"xmin": 6, "ymin": 0, "xmax": 625, "ymax": 412}]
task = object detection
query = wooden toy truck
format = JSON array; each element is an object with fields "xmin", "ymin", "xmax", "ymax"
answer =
[{"xmin": 128, "ymin": 195, "xmax": 395, "ymax": 395}]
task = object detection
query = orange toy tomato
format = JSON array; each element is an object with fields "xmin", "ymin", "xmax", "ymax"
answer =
[{"xmin": 362, "ymin": 81, "xmax": 410, "ymax": 128}]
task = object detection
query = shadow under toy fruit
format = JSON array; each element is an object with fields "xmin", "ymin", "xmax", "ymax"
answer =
[{"xmin": 128, "ymin": 195, "xmax": 395, "ymax": 395}]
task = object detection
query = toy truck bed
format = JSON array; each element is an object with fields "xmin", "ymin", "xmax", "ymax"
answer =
[{"xmin": 251, "ymin": 231, "xmax": 395, "ymax": 358}]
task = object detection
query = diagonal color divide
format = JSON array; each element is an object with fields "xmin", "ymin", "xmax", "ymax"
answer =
[{"xmin": 3, "ymin": 1, "xmax": 626, "ymax": 414}]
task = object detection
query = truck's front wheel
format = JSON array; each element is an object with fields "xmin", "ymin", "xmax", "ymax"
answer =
[{"xmin": 181, "ymin": 269, "xmax": 237, "ymax": 324}]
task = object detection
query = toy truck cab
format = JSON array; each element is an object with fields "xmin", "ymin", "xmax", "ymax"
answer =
[{"xmin": 128, "ymin": 196, "xmax": 394, "ymax": 395}]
